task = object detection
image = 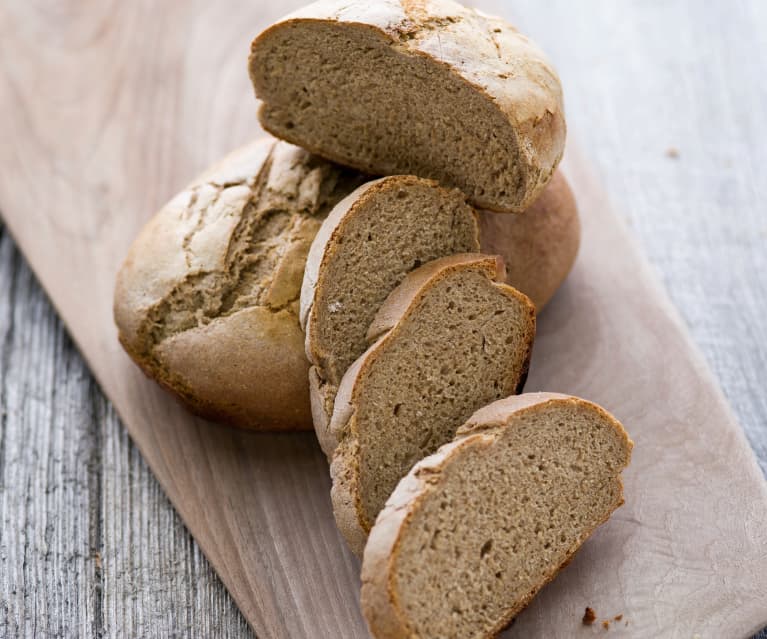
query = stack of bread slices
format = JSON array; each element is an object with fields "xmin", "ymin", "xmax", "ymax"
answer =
[{"xmin": 114, "ymin": 1, "xmax": 633, "ymax": 636}]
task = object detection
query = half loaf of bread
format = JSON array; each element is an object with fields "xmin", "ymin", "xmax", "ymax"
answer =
[
  {"xmin": 300, "ymin": 176, "xmax": 480, "ymax": 455},
  {"xmin": 113, "ymin": 138, "xmax": 366, "ymax": 430},
  {"xmin": 361, "ymin": 392, "xmax": 633, "ymax": 639},
  {"xmin": 249, "ymin": 0, "xmax": 565, "ymax": 212},
  {"xmin": 329, "ymin": 254, "xmax": 535, "ymax": 554}
]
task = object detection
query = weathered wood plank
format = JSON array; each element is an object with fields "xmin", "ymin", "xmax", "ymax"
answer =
[
  {"xmin": 0, "ymin": 224, "xmax": 251, "ymax": 638},
  {"xmin": 508, "ymin": 0, "xmax": 767, "ymax": 478}
]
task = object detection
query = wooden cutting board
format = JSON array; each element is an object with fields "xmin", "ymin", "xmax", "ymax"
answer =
[{"xmin": 1, "ymin": 1, "xmax": 765, "ymax": 637}]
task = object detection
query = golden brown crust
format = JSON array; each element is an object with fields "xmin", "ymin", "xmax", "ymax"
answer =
[
  {"xmin": 308, "ymin": 365, "xmax": 336, "ymax": 455},
  {"xmin": 479, "ymin": 171, "xmax": 580, "ymax": 311},
  {"xmin": 114, "ymin": 137, "xmax": 365, "ymax": 430},
  {"xmin": 365, "ymin": 254, "xmax": 505, "ymax": 343},
  {"xmin": 249, "ymin": 0, "xmax": 565, "ymax": 212},
  {"xmin": 361, "ymin": 394, "xmax": 633, "ymax": 639}
]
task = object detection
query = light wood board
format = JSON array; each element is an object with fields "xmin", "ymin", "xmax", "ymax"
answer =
[{"xmin": 0, "ymin": 1, "xmax": 765, "ymax": 637}]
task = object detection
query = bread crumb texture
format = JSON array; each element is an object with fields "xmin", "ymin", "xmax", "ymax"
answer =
[{"xmin": 362, "ymin": 395, "xmax": 632, "ymax": 639}]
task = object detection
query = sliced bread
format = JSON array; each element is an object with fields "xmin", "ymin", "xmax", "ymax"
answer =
[
  {"xmin": 249, "ymin": 0, "xmax": 565, "ymax": 212},
  {"xmin": 329, "ymin": 254, "xmax": 535, "ymax": 554},
  {"xmin": 300, "ymin": 176, "xmax": 480, "ymax": 455},
  {"xmin": 361, "ymin": 393, "xmax": 633, "ymax": 639},
  {"xmin": 113, "ymin": 137, "xmax": 366, "ymax": 430}
]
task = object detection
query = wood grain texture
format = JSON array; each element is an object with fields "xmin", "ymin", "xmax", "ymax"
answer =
[
  {"xmin": 0, "ymin": 1, "xmax": 765, "ymax": 638},
  {"xmin": 0, "ymin": 226, "xmax": 251, "ymax": 637}
]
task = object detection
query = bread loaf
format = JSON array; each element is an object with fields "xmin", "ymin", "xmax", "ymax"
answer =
[
  {"xmin": 249, "ymin": 0, "xmax": 565, "ymax": 212},
  {"xmin": 361, "ymin": 393, "xmax": 633, "ymax": 639},
  {"xmin": 115, "ymin": 137, "xmax": 576, "ymax": 431},
  {"xmin": 300, "ymin": 176, "xmax": 480, "ymax": 455},
  {"xmin": 329, "ymin": 254, "xmax": 535, "ymax": 554},
  {"xmin": 113, "ymin": 138, "xmax": 366, "ymax": 430},
  {"xmin": 480, "ymin": 170, "xmax": 579, "ymax": 310}
]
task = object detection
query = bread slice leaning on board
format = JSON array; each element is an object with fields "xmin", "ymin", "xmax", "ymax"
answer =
[
  {"xmin": 361, "ymin": 393, "xmax": 633, "ymax": 639},
  {"xmin": 249, "ymin": 0, "xmax": 565, "ymax": 212},
  {"xmin": 329, "ymin": 254, "xmax": 536, "ymax": 554},
  {"xmin": 114, "ymin": 135, "xmax": 578, "ymax": 431}
]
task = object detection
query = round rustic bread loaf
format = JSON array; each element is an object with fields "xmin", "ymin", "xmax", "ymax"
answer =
[
  {"xmin": 361, "ymin": 393, "xmax": 633, "ymax": 639},
  {"xmin": 114, "ymin": 138, "xmax": 367, "ymax": 430},
  {"xmin": 249, "ymin": 0, "xmax": 565, "ymax": 212},
  {"xmin": 115, "ymin": 137, "xmax": 577, "ymax": 431}
]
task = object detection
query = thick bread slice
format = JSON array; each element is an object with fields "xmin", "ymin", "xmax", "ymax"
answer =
[
  {"xmin": 480, "ymin": 170, "xmax": 580, "ymax": 310},
  {"xmin": 249, "ymin": 0, "xmax": 565, "ymax": 213},
  {"xmin": 114, "ymin": 137, "xmax": 366, "ymax": 430},
  {"xmin": 300, "ymin": 176, "xmax": 480, "ymax": 455},
  {"xmin": 329, "ymin": 254, "xmax": 535, "ymax": 554},
  {"xmin": 361, "ymin": 393, "xmax": 633, "ymax": 639}
]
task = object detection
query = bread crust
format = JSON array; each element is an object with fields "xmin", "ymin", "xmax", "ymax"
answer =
[
  {"xmin": 479, "ymin": 171, "xmax": 580, "ymax": 311},
  {"xmin": 328, "ymin": 254, "xmax": 535, "ymax": 554},
  {"xmin": 361, "ymin": 393, "xmax": 633, "ymax": 639},
  {"xmin": 114, "ymin": 137, "xmax": 364, "ymax": 430},
  {"xmin": 249, "ymin": 0, "xmax": 566, "ymax": 212}
]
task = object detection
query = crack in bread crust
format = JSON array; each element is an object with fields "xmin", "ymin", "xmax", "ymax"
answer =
[
  {"xmin": 114, "ymin": 138, "xmax": 368, "ymax": 429},
  {"xmin": 136, "ymin": 145, "xmax": 364, "ymax": 362}
]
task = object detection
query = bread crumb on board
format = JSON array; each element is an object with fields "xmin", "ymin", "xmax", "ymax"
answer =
[
  {"xmin": 583, "ymin": 607, "xmax": 627, "ymax": 630},
  {"xmin": 665, "ymin": 146, "xmax": 680, "ymax": 159},
  {"xmin": 582, "ymin": 607, "xmax": 597, "ymax": 625}
]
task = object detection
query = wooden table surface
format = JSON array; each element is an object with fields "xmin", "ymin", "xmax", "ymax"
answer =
[{"xmin": 1, "ymin": 1, "xmax": 765, "ymax": 637}]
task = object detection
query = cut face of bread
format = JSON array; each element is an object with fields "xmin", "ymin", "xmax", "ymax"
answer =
[
  {"xmin": 329, "ymin": 255, "xmax": 535, "ymax": 554},
  {"xmin": 249, "ymin": 0, "xmax": 565, "ymax": 212},
  {"xmin": 300, "ymin": 176, "xmax": 480, "ymax": 454},
  {"xmin": 113, "ymin": 138, "xmax": 366, "ymax": 429},
  {"xmin": 361, "ymin": 393, "xmax": 633, "ymax": 639}
]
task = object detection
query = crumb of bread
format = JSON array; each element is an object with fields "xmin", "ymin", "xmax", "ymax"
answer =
[
  {"xmin": 602, "ymin": 620, "xmax": 610, "ymax": 630},
  {"xmin": 614, "ymin": 614, "xmax": 623, "ymax": 621},
  {"xmin": 582, "ymin": 607, "xmax": 597, "ymax": 625}
]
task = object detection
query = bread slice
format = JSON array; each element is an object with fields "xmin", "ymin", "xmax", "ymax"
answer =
[
  {"xmin": 300, "ymin": 176, "xmax": 480, "ymax": 455},
  {"xmin": 329, "ymin": 254, "xmax": 535, "ymax": 554},
  {"xmin": 479, "ymin": 170, "xmax": 580, "ymax": 311},
  {"xmin": 249, "ymin": 0, "xmax": 565, "ymax": 212},
  {"xmin": 361, "ymin": 393, "xmax": 633, "ymax": 639},
  {"xmin": 114, "ymin": 137, "xmax": 366, "ymax": 430}
]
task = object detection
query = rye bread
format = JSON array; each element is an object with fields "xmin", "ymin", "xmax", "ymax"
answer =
[
  {"xmin": 300, "ymin": 176, "xmax": 480, "ymax": 455},
  {"xmin": 113, "ymin": 138, "xmax": 366, "ymax": 430},
  {"xmin": 329, "ymin": 254, "xmax": 535, "ymax": 554},
  {"xmin": 249, "ymin": 0, "xmax": 565, "ymax": 212},
  {"xmin": 361, "ymin": 393, "xmax": 633, "ymax": 639}
]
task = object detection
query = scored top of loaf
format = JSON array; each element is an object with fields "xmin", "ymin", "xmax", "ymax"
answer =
[{"xmin": 113, "ymin": 138, "xmax": 366, "ymax": 428}]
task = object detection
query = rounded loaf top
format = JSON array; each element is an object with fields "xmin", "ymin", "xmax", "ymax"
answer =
[{"xmin": 249, "ymin": 0, "xmax": 566, "ymax": 212}]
